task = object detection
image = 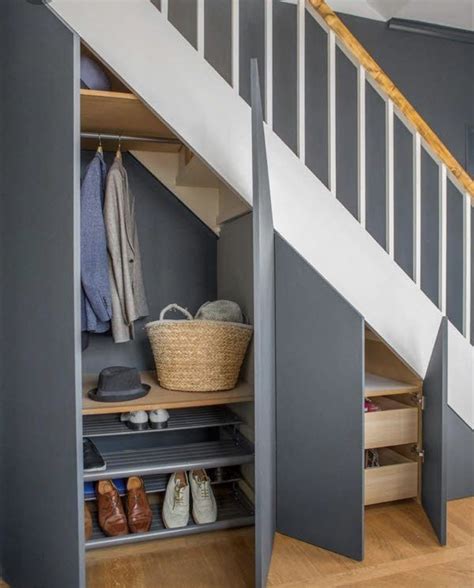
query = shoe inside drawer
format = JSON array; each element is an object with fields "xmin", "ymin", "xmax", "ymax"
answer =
[
  {"xmin": 365, "ymin": 448, "xmax": 418, "ymax": 506},
  {"xmin": 365, "ymin": 397, "xmax": 418, "ymax": 449}
]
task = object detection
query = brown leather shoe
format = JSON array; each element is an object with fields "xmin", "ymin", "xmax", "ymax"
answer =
[
  {"xmin": 96, "ymin": 480, "xmax": 129, "ymax": 537},
  {"xmin": 126, "ymin": 476, "xmax": 153, "ymax": 533},
  {"xmin": 84, "ymin": 502, "xmax": 93, "ymax": 541}
]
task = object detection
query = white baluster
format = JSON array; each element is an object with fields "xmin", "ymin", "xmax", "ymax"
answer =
[
  {"xmin": 297, "ymin": 0, "xmax": 305, "ymax": 163},
  {"xmin": 161, "ymin": 0, "xmax": 168, "ymax": 19},
  {"xmin": 463, "ymin": 193, "xmax": 471, "ymax": 340},
  {"xmin": 232, "ymin": 0, "xmax": 239, "ymax": 93},
  {"xmin": 413, "ymin": 132, "xmax": 421, "ymax": 285},
  {"xmin": 265, "ymin": 0, "xmax": 273, "ymax": 128},
  {"xmin": 357, "ymin": 64, "xmax": 366, "ymax": 228},
  {"xmin": 328, "ymin": 29, "xmax": 336, "ymax": 195},
  {"xmin": 439, "ymin": 163, "xmax": 447, "ymax": 313},
  {"xmin": 386, "ymin": 99, "xmax": 394, "ymax": 257},
  {"xmin": 197, "ymin": 0, "xmax": 205, "ymax": 55}
]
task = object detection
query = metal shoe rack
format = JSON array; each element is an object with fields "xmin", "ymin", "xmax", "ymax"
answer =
[{"xmin": 83, "ymin": 406, "xmax": 255, "ymax": 550}]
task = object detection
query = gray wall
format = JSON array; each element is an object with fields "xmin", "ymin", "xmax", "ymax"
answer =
[
  {"xmin": 447, "ymin": 406, "xmax": 474, "ymax": 500},
  {"xmin": 81, "ymin": 151, "xmax": 217, "ymax": 374},
  {"xmin": 340, "ymin": 14, "xmax": 473, "ymax": 168},
  {"xmin": 205, "ymin": 0, "xmax": 232, "ymax": 85},
  {"xmin": 2, "ymin": 2, "xmax": 84, "ymax": 586}
]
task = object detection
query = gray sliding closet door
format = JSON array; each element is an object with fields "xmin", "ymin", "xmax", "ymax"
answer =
[
  {"xmin": 251, "ymin": 59, "xmax": 276, "ymax": 588},
  {"xmin": 275, "ymin": 239, "xmax": 365, "ymax": 561},
  {"xmin": 1, "ymin": 3, "xmax": 83, "ymax": 587},
  {"xmin": 422, "ymin": 318, "xmax": 448, "ymax": 545}
]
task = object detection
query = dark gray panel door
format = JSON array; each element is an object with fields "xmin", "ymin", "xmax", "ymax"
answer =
[
  {"xmin": 422, "ymin": 318, "xmax": 448, "ymax": 545},
  {"xmin": 1, "ymin": 2, "xmax": 83, "ymax": 587},
  {"xmin": 275, "ymin": 239, "xmax": 364, "ymax": 561},
  {"xmin": 251, "ymin": 59, "xmax": 276, "ymax": 588}
]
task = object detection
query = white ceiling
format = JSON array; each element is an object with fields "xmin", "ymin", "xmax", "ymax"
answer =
[{"xmin": 328, "ymin": 0, "xmax": 474, "ymax": 31}]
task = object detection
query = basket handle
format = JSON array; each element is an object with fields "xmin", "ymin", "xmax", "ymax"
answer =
[{"xmin": 159, "ymin": 303, "xmax": 193, "ymax": 321}]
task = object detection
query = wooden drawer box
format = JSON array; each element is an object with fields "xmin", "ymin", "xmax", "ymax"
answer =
[
  {"xmin": 365, "ymin": 448, "xmax": 418, "ymax": 506},
  {"xmin": 365, "ymin": 397, "xmax": 418, "ymax": 449}
]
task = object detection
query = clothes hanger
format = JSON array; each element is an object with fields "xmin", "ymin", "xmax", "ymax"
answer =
[
  {"xmin": 116, "ymin": 135, "xmax": 122, "ymax": 160},
  {"xmin": 97, "ymin": 134, "xmax": 103, "ymax": 155}
]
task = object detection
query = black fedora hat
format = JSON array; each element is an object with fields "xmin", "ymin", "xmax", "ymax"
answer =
[{"xmin": 89, "ymin": 366, "xmax": 151, "ymax": 403}]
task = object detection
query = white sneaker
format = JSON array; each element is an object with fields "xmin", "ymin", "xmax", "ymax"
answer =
[
  {"xmin": 162, "ymin": 472, "xmax": 190, "ymax": 529},
  {"xmin": 190, "ymin": 469, "xmax": 217, "ymax": 525},
  {"xmin": 148, "ymin": 409, "xmax": 170, "ymax": 429},
  {"xmin": 120, "ymin": 410, "xmax": 148, "ymax": 431}
]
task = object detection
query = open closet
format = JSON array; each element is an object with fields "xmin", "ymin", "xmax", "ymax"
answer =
[{"xmin": 79, "ymin": 46, "xmax": 258, "ymax": 552}]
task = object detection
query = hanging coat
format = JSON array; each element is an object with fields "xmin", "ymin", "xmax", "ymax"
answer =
[
  {"xmin": 81, "ymin": 151, "xmax": 112, "ymax": 333},
  {"xmin": 104, "ymin": 156, "xmax": 149, "ymax": 343}
]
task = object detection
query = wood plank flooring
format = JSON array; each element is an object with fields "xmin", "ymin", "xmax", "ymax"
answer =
[{"xmin": 85, "ymin": 498, "xmax": 473, "ymax": 587}]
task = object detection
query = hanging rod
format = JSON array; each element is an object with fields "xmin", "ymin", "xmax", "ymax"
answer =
[{"xmin": 81, "ymin": 132, "xmax": 182, "ymax": 145}]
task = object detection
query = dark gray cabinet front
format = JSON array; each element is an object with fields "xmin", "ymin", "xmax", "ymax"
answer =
[
  {"xmin": 1, "ymin": 2, "xmax": 84, "ymax": 587},
  {"xmin": 275, "ymin": 240, "xmax": 365, "ymax": 561},
  {"xmin": 422, "ymin": 318, "xmax": 448, "ymax": 545},
  {"xmin": 251, "ymin": 58, "xmax": 277, "ymax": 588}
]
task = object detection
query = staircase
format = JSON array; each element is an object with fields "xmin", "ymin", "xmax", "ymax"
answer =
[{"xmin": 49, "ymin": 0, "xmax": 473, "ymax": 430}]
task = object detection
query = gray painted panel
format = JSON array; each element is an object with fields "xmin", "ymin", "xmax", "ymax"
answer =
[
  {"xmin": 446, "ymin": 182, "xmax": 464, "ymax": 334},
  {"xmin": 336, "ymin": 48, "xmax": 358, "ymax": 219},
  {"xmin": 273, "ymin": 0, "xmax": 297, "ymax": 154},
  {"xmin": 472, "ymin": 206, "xmax": 474, "ymax": 345},
  {"xmin": 394, "ymin": 117, "xmax": 414, "ymax": 278},
  {"xmin": 0, "ymin": 11, "xmax": 5, "ymax": 580},
  {"xmin": 275, "ymin": 238, "xmax": 364, "ymax": 561},
  {"xmin": 365, "ymin": 83, "xmax": 386, "ymax": 249},
  {"xmin": 204, "ymin": 0, "xmax": 232, "ymax": 85},
  {"xmin": 168, "ymin": 0, "xmax": 197, "ymax": 49},
  {"xmin": 422, "ymin": 318, "xmax": 447, "ymax": 545},
  {"xmin": 420, "ymin": 149, "xmax": 439, "ymax": 307},
  {"xmin": 446, "ymin": 406, "xmax": 474, "ymax": 500},
  {"xmin": 251, "ymin": 60, "xmax": 276, "ymax": 588},
  {"xmin": 239, "ymin": 0, "xmax": 265, "ymax": 112},
  {"xmin": 2, "ymin": 2, "xmax": 83, "ymax": 586},
  {"xmin": 305, "ymin": 12, "xmax": 329, "ymax": 188},
  {"xmin": 218, "ymin": 214, "xmax": 254, "ymax": 382},
  {"xmin": 81, "ymin": 151, "xmax": 217, "ymax": 373}
]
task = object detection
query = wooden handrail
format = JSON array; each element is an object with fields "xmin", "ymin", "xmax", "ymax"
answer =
[{"xmin": 309, "ymin": 0, "xmax": 474, "ymax": 200}]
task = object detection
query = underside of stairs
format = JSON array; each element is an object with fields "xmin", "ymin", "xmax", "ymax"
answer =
[{"xmin": 49, "ymin": 0, "xmax": 472, "ymax": 432}]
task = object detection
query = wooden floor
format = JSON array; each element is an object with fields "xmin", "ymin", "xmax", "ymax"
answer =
[{"xmin": 85, "ymin": 498, "xmax": 473, "ymax": 587}]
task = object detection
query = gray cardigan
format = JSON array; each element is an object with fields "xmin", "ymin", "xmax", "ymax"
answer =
[
  {"xmin": 104, "ymin": 156, "xmax": 149, "ymax": 343},
  {"xmin": 81, "ymin": 151, "xmax": 112, "ymax": 333}
]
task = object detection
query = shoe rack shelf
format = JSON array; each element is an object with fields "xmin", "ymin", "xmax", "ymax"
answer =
[
  {"xmin": 84, "ymin": 432, "xmax": 254, "ymax": 482},
  {"xmin": 86, "ymin": 487, "xmax": 255, "ymax": 550},
  {"xmin": 84, "ymin": 467, "xmax": 243, "ymax": 501},
  {"xmin": 83, "ymin": 406, "xmax": 243, "ymax": 437}
]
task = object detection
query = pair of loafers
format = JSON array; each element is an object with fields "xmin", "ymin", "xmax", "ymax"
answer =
[
  {"xmin": 120, "ymin": 409, "xmax": 169, "ymax": 431},
  {"xmin": 96, "ymin": 477, "xmax": 153, "ymax": 537}
]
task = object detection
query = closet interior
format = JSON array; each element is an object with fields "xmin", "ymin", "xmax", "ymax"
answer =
[
  {"xmin": 80, "ymin": 46, "xmax": 255, "ymax": 550},
  {"xmin": 364, "ymin": 326, "xmax": 424, "ymax": 508}
]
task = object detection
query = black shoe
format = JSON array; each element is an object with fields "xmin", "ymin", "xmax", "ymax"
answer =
[{"xmin": 83, "ymin": 438, "xmax": 106, "ymax": 472}]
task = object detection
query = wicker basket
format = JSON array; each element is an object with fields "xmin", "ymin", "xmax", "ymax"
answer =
[{"xmin": 146, "ymin": 304, "xmax": 253, "ymax": 392}]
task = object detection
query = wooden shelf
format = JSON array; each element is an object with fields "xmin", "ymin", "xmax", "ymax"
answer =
[
  {"xmin": 80, "ymin": 89, "xmax": 181, "ymax": 152},
  {"xmin": 82, "ymin": 371, "xmax": 254, "ymax": 415},
  {"xmin": 365, "ymin": 373, "xmax": 420, "ymax": 397}
]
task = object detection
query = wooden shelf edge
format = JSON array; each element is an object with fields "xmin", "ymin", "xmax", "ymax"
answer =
[
  {"xmin": 80, "ymin": 88, "xmax": 137, "ymax": 101},
  {"xmin": 82, "ymin": 371, "xmax": 254, "ymax": 415}
]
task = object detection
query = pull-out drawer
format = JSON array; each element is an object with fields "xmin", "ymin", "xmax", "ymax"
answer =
[
  {"xmin": 365, "ymin": 448, "xmax": 418, "ymax": 506},
  {"xmin": 365, "ymin": 397, "xmax": 418, "ymax": 449}
]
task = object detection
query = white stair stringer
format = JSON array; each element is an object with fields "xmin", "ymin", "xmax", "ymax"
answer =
[{"xmin": 49, "ymin": 0, "xmax": 473, "ymax": 428}]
